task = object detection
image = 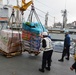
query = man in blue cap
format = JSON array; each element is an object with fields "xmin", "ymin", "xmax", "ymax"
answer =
[{"xmin": 58, "ymin": 30, "xmax": 71, "ymax": 62}]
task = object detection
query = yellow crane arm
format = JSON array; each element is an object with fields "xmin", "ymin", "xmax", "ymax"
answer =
[
  {"xmin": 13, "ymin": 0, "xmax": 33, "ymax": 11},
  {"xmin": 13, "ymin": 6, "xmax": 20, "ymax": 10},
  {"xmin": 21, "ymin": 0, "xmax": 33, "ymax": 11},
  {"xmin": 22, "ymin": 0, "xmax": 26, "ymax": 6}
]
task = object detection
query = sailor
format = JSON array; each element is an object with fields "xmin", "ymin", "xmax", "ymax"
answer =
[
  {"xmin": 58, "ymin": 30, "xmax": 71, "ymax": 62},
  {"xmin": 70, "ymin": 62, "xmax": 76, "ymax": 73},
  {"xmin": 39, "ymin": 32, "xmax": 53, "ymax": 73}
]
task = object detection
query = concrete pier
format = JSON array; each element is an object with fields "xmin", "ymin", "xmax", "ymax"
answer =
[{"xmin": 0, "ymin": 52, "xmax": 75, "ymax": 75}]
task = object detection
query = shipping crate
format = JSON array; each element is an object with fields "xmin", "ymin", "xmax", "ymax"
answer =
[
  {"xmin": 22, "ymin": 29, "xmax": 41, "ymax": 55},
  {"xmin": 0, "ymin": 29, "xmax": 22, "ymax": 57}
]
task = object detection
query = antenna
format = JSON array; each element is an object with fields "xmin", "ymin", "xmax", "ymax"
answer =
[
  {"xmin": 54, "ymin": 17, "xmax": 55, "ymax": 27},
  {"xmin": 45, "ymin": 12, "xmax": 48, "ymax": 27},
  {"xmin": 61, "ymin": 0, "xmax": 68, "ymax": 29},
  {"xmin": 7, "ymin": 0, "xmax": 9, "ymax": 5},
  {"xmin": 61, "ymin": 9, "xmax": 67, "ymax": 28},
  {"xmin": 65, "ymin": 0, "xmax": 67, "ymax": 9}
]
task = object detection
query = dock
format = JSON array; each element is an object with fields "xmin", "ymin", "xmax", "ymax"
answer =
[{"xmin": 0, "ymin": 51, "xmax": 75, "ymax": 75}]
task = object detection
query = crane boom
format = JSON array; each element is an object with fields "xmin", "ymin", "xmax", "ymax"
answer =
[{"xmin": 13, "ymin": 0, "xmax": 33, "ymax": 11}]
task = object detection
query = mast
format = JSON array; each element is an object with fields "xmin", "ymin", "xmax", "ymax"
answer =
[
  {"xmin": 7, "ymin": 0, "xmax": 9, "ymax": 5},
  {"xmin": 16, "ymin": 0, "xmax": 21, "ymax": 25},
  {"xmin": 0, "ymin": 0, "xmax": 3, "ymax": 8},
  {"xmin": 45, "ymin": 12, "xmax": 48, "ymax": 28},
  {"xmin": 0, "ymin": 0, "xmax": 3, "ymax": 5},
  {"xmin": 16, "ymin": 0, "xmax": 19, "ymax": 20},
  {"xmin": 53, "ymin": 17, "xmax": 55, "ymax": 27},
  {"xmin": 62, "ymin": 9, "xmax": 67, "ymax": 28}
]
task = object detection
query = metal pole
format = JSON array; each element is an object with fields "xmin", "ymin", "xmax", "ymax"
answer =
[
  {"xmin": 53, "ymin": 17, "xmax": 55, "ymax": 27},
  {"xmin": 45, "ymin": 12, "xmax": 48, "ymax": 28},
  {"xmin": 7, "ymin": 0, "xmax": 9, "ymax": 5}
]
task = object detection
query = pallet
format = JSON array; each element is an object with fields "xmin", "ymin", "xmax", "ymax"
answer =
[
  {"xmin": 23, "ymin": 49, "xmax": 40, "ymax": 56},
  {"xmin": 0, "ymin": 49, "xmax": 22, "ymax": 58}
]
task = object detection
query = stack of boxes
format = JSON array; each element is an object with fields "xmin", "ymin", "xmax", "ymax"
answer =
[
  {"xmin": 0, "ymin": 29, "xmax": 22, "ymax": 53},
  {"xmin": 22, "ymin": 22, "xmax": 45, "ymax": 52}
]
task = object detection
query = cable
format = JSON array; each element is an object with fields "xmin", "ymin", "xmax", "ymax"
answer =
[
  {"xmin": 26, "ymin": 8, "xmax": 54, "ymax": 23},
  {"xmin": 35, "ymin": 0, "xmax": 58, "ymax": 14},
  {"xmin": 34, "ymin": 0, "xmax": 61, "ymax": 21},
  {"xmin": 35, "ymin": 0, "xmax": 54, "ymax": 11},
  {"xmin": 35, "ymin": 7, "xmax": 54, "ymax": 18},
  {"xmin": 68, "ymin": 12, "xmax": 75, "ymax": 18}
]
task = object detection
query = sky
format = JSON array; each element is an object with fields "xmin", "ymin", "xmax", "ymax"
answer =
[{"xmin": 3, "ymin": 0, "xmax": 76, "ymax": 26}]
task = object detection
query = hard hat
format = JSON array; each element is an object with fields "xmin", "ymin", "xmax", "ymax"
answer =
[
  {"xmin": 64, "ymin": 30, "xmax": 69, "ymax": 33},
  {"xmin": 42, "ymin": 32, "xmax": 48, "ymax": 35}
]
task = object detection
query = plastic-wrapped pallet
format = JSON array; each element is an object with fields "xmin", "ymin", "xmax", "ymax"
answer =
[
  {"xmin": 22, "ymin": 22, "xmax": 48, "ymax": 53},
  {"xmin": 0, "ymin": 29, "xmax": 22, "ymax": 53},
  {"xmin": 22, "ymin": 29, "xmax": 41, "ymax": 52}
]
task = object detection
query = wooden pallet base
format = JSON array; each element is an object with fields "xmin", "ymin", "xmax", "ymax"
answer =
[
  {"xmin": 0, "ymin": 49, "xmax": 22, "ymax": 58},
  {"xmin": 23, "ymin": 49, "xmax": 40, "ymax": 56}
]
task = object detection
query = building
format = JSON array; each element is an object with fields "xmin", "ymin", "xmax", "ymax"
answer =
[{"xmin": 53, "ymin": 22, "xmax": 62, "ymax": 28}]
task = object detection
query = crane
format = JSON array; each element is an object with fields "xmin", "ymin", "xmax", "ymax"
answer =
[{"xmin": 13, "ymin": 0, "xmax": 33, "ymax": 14}]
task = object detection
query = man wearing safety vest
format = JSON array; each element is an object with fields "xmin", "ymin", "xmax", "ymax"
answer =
[{"xmin": 39, "ymin": 32, "xmax": 53, "ymax": 73}]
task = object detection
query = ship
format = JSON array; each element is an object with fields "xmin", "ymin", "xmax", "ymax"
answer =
[
  {"xmin": 46, "ymin": 9, "xmax": 76, "ymax": 54},
  {"xmin": 47, "ymin": 9, "xmax": 76, "ymax": 41}
]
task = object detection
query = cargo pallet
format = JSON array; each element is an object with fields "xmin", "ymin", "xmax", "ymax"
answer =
[
  {"xmin": 23, "ymin": 49, "xmax": 40, "ymax": 56},
  {"xmin": 0, "ymin": 49, "xmax": 22, "ymax": 58}
]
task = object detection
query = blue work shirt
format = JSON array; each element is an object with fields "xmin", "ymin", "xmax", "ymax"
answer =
[{"xmin": 64, "ymin": 34, "xmax": 70, "ymax": 47}]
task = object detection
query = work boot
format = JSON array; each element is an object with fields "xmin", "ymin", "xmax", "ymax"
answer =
[
  {"xmin": 39, "ymin": 68, "xmax": 44, "ymax": 73},
  {"xmin": 45, "ymin": 67, "xmax": 50, "ymax": 71},
  {"xmin": 58, "ymin": 59, "xmax": 64, "ymax": 62},
  {"xmin": 65, "ymin": 58, "xmax": 69, "ymax": 60}
]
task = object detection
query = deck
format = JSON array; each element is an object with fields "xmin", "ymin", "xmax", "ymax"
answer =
[{"xmin": 0, "ymin": 52, "xmax": 75, "ymax": 75}]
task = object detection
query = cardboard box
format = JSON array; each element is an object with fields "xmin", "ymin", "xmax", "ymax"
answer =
[{"xmin": 0, "ymin": 29, "xmax": 22, "ymax": 53}]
